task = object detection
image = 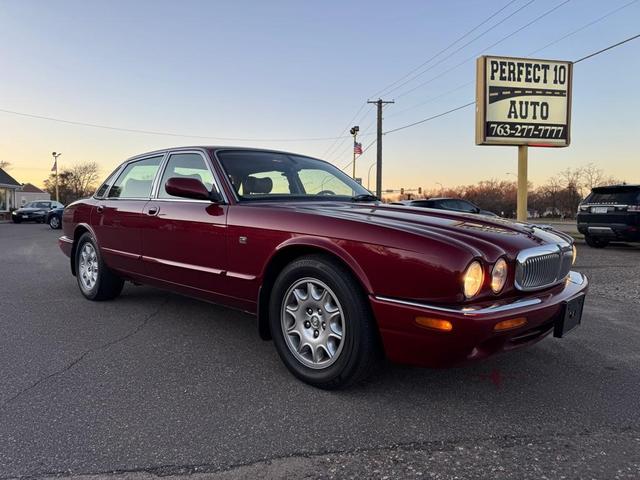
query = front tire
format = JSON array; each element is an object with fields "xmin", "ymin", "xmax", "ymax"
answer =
[
  {"xmin": 49, "ymin": 215, "xmax": 61, "ymax": 229},
  {"xmin": 585, "ymin": 235, "xmax": 609, "ymax": 248},
  {"xmin": 269, "ymin": 255, "xmax": 380, "ymax": 389},
  {"xmin": 75, "ymin": 232, "xmax": 124, "ymax": 300}
]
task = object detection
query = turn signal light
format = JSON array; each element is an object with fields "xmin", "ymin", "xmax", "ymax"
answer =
[
  {"xmin": 415, "ymin": 317, "xmax": 453, "ymax": 332},
  {"xmin": 494, "ymin": 317, "xmax": 527, "ymax": 331}
]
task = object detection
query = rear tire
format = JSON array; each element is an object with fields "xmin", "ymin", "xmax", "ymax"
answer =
[
  {"xmin": 585, "ymin": 235, "xmax": 609, "ymax": 248},
  {"xmin": 75, "ymin": 232, "xmax": 124, "ymax": 301},
  {"xmin": 269, "ymin": 255, "xmax": 380, "ymax": 389}
]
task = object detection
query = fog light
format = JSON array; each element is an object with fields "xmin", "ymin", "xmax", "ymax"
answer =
[
  {"xmin": 494, "ymin": 317, "xmax": 527, "ymax": 331},
  {"xmin": 416, "ymin": 317, "xmax": 453, "ymax": 332}
]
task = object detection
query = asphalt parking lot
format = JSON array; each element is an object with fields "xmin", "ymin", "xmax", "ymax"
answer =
[{"xmin": 1, "ymin": 223, "xmax": 639, "ymax": 479}]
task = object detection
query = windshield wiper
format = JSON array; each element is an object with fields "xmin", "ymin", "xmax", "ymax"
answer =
[{"xmin": 351, "ymin": 194, "xmax": 379, "ymax": 202}]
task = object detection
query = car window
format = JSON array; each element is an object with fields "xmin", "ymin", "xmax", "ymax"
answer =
[
  {"xmin": 217, "ymin": 150, "xmax": 368, "ymax": 200},
  {"xmin": 158, "ymin": 152, "xmax": 218, "ymax": 199},
  {"xmin": 95, "ymin": 168, "xmax": 120, "ymax": 198},
  {"xmin": 108, "ymin": 156, "xmax": 163, "ymax": 199},
  {"xmin": 586, "ymin": 187, "xmax": 640, "ymax": 204},
  {"xmin": 455, "ymin": 200, "xmax": 477, "ymax": 213},
  {"xmin": 33, "ymin": 201, "xmax": 49, "ymax": 209}
]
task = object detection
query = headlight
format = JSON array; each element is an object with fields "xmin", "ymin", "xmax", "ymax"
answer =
[
  {"xmin": 491, "ymin": 258, "xmax": 508, "ymax": 293},
  {"xmin": 462, "ymin": 261, "xmax": 484, "ymax": 299},
  {"xmin": 572, "ymin": 244, "xmax": 577, "ymax": 265}
]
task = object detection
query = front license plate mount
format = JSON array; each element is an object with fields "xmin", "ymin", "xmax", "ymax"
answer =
[{"xmin": 554, "ymin": 293, "xmax": 585, "ymax": 338}]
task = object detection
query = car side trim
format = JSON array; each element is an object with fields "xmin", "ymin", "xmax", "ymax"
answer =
[
  {"xmin": 141, "ymin": 255, "xmax": 225, "ymax": 275},
  {"xmin": 102, "ymin": 247, "xmax": 140, "ymax": 260}
]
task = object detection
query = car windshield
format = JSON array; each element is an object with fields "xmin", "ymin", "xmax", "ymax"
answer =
[
  {"xmin": 24, "ymin": 202, "xmax": 48, "ymax": 208},
  {"xmin": 216, "ymin": 150, "xmax": 371, "ymax": 201}
]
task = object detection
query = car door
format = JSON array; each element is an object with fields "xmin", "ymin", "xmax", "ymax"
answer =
[
  {"xmin": 91, "ymin": 154, "xmax": 164, "ymax": 276},
  {"xmin": 140, "ymin": 151, "xmax": 229, "ymax": 295}
]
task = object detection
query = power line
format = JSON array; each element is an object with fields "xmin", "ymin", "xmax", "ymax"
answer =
[
  {"xmin": 384, "ymin": 101, "xmax": 476, "ymax": 135},
  {"xmin": 394, "ymin": 0, "xmax": 571, "ymax": 100},
  {"xmin": 528, "ymin": 0, "xmax": 639, "ymax": 56},
  {"xmin": 573, "ymin": 32, "xmax": 640, "ymax": 63},
  {"xmin": 322, "ymin": 102, "xmax": 369, "ymax": 158},
  {"xmin": 327, "ymin": 0, "xmax": 529, "ymax": 163},
  {"xmin": 386, "ymin": 0, "xmax": 637, "ymax": 120},
  {"xmin": 0, "ymin": 108, "xmax": 354, "ymax": 143},
  {"xmin": 383, "ymin": 33, "xmax": 640, "ymax": 135},
  {"xmin": 371, "ymin": 0, "xmax": 523, "ymax": 98}
]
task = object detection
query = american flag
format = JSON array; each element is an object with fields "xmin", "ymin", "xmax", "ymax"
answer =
[
  {"xmin": 354, "ymin": 142, "xmax": 363, "ymax": 155},
  {"xmin": 51, "ymin": 160, "xmax": 57, "ymax": 172}
]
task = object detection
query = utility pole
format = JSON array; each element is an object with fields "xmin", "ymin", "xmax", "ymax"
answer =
[
  {"xmin": 367, "ymin": 99, "xmax": 394, "ymax": 198},
  {"xmin": 52, "ymin": 152, "xmax": 62, "ymax": 202}
]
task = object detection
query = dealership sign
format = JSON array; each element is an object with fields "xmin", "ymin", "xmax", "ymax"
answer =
[{"xmin": 476, "ymin": 56, "xmax": 572, "ymax": 147}]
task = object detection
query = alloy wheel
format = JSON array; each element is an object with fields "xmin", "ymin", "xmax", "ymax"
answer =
[
  {"xmin": 281, "ymin": 277, "xmax": 345, "ymax": 369},
  {"xmin": 78, "ymin": 243, "xmax": 98, "ymax": 292}
]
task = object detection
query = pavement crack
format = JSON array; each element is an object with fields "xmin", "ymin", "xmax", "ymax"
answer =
[{"xmin": 0, "ymin": 299, "xmax": 168, "ymax": 409}]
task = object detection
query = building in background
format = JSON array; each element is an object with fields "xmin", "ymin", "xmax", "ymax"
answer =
[
  {"xmin": 0, "ymin": 168, "xmax": 21, "ymax": 219},
  {"xmin": 16, "ymin": 183, "xmax": 50, "ymax": 206}
]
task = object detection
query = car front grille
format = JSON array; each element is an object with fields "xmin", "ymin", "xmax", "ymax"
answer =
[{"xmin": 514, "ymin": 244, "xmax": 573, "ymax": 291}]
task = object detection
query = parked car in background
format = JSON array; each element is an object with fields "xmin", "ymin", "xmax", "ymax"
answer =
[
  {"xmin": 396, "ymin": 197, "xmax": 499, "ymax": 217},
  {"xmin": 577, "ymin": 184, "xmax": 640, "ymax": 248},
  {"xmin": 46, "ymin": 206, "xmax": 64, "ymax": 229},
  {"xmin": 59, "ymin": 146, "xmax": 587, "ymax": 389},
  {"xmin": 11, "ymin": 200, "xmax": 64, "ymax": 223}
]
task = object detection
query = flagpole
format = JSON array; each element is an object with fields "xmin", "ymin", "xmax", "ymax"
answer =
[{"xmin": 52, "ymin": 152, "xmax": 61, "ymax": 202}]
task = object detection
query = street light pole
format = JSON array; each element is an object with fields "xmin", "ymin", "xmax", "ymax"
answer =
[
  {"xmin": 436, "ymin": 182, "xmax": 443, "ymax": 194},
  {"xmin": 350, "ymin": 126, "xmax": 359, "ymax": 180},
  {"xmin": 52, "ymin": 152, "xmax": 62, "ymax": 202},
  {"xmin": 367, "ymin": 162, "xmax": 376, "ymax": 190}
]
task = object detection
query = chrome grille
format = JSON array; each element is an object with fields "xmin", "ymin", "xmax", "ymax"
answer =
[{"xmin": 515, "ymin": 243, "xmax": 573, "ymax": 291}]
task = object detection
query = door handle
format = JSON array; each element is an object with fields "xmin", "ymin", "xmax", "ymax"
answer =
[
  {"xmin": 147, "ymin": 206, "xmax": 159, "ymax": 216},
  {"xmin": 96, "ymin": 205, "xmax": 105, "ymax": 214}
]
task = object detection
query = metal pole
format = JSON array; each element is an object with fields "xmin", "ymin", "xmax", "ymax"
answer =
[
  {"xmin": 352, "ymin": 131, "xmax": 357, "ymax": 180},
  {"xmin": 52, "ymin": 152, "xmax": 61, "ymax": 203},
  {"xmin": 367, "ymin": 162, "xmax": 375, "ymax": 190},
  {"xmin": 517, "ymin": 145, "xmax": 528, "ymax": 222}
]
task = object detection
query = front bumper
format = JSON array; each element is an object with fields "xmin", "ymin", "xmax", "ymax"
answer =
[
  {"xmin": 370, "ymin": 271, "xmax": 588, "ymax": 367},
  {"xmin": 59, "ymin": 235, "xmax": 73, "ymax": 258},
  {"xmin": 577, "ymin": 222, "xmax": 640, "ymax": 241}
]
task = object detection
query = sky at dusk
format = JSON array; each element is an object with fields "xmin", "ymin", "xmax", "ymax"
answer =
[{"xmin": 1, "ymin": 0, "xmax": 638, "ymax": 190}]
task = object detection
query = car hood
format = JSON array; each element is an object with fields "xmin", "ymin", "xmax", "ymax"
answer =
[
  {"xmin": 15, "ymin": 207, "xmax": 46, "ymax": 213},
  {"xmin": 269, "ymin": 201, "xmax": 572, "ymax": 259}
]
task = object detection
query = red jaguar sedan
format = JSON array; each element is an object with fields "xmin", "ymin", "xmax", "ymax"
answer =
[{"xmin": 59, "ymin": 147, "xmax": 588, "ymax": 388}]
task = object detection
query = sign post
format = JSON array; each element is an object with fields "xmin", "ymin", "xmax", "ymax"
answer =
[{"xmin": 476, "ymin": 55, "xmax": 572, "ymax": 221}]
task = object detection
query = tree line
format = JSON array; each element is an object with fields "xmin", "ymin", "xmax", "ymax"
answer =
[{"xmin": 394, "ymin": 163, "xmax": 624, "ymax": 218}]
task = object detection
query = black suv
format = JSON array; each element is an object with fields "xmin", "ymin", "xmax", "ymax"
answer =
[{"xmin": 577, "ymin": 185, "xmax": 640, "ymax": 248}]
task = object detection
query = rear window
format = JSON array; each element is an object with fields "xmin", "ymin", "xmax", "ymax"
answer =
[{"xmin": 585, "ymin": 187, "xmax": 640, "ymax": 204}]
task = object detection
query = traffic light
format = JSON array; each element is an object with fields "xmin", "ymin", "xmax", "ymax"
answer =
[
  {"xmin": 400, "ymin": 188, "xmax": 404, "ymax": 195},
  {"xmin": 418, "ymin": 187, "xmax": 422, "ymax": 195}
]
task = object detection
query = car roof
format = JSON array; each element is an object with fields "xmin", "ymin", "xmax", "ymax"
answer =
[
  {"xmin": 125, "ymin": 146, "xmax": 322, "ymax": 162},
  {"xmin": 591, "ymin": 184, "xmax": 640, "ymax": 192}
]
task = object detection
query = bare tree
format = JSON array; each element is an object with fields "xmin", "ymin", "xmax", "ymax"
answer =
[
  {"xmin": 580, "ymin": 163, "xmax": 606, "ymax": 190},
  {"xmin": 68, "ymin": 162, "xmax": 101, "ymax": 198},
  {"xmin": 0, "ymin": 160, "xmax": 11, "ymax": 170}
]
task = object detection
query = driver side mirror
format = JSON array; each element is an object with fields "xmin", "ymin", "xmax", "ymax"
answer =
[{"xmin": 164, "ymin": 177, "xmax": 222, "ymax": 203}]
